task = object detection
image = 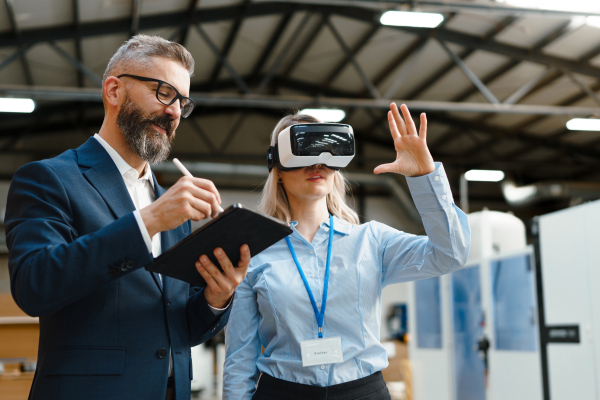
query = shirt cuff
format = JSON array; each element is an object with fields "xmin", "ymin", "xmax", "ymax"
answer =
[
  {"xmin": 133, "ymin": 210, "xmax": 153, "ymax": 254},
  {"xmin": 208, "ymin": 297, "xmax": 233, "ymax": 315},
  {"xmin": 405, "ymin": 162, "xmax": 453, "ymax": 210}
]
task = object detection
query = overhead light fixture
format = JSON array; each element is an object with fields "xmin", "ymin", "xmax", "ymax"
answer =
[
  {"xmin": 0, "ymin": 98, "xmax": 35, "ymax": 113},
  {"xmin": 586, "ymin": 16, "xmax": 600, "ymax": 28},
  {"xmin": 566, "ymin": 118, "xmax": 600, "ymax": 131},
  {"xmin": 380, "ymin": 10, "xmax": 444, "ymax": 28},
  {"xmin": 494, "ymin": 0, "xmax": 600, "ymax": 13},
  {"xmin": 299, "ymin": 108, "xmax": 346, "ymax": 122},
  {"xmin": 465, "ymin": 169, "xmax": 505, "ymax": 182}
]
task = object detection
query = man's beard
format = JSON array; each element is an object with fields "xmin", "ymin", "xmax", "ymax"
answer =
[{"xmin": 116, "ymin": 96, "xmax": 175, "ymax": 165}]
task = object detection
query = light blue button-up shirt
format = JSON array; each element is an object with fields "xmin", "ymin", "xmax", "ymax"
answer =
[{"xmin": 223, "ymin": 163, "xmax": 470, "ymax": 399}]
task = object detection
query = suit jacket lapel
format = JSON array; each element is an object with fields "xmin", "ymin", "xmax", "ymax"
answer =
[
  {"xmin": 77, "ymin": 137, "xmax": 162, "ymax": 293},
  {"xmin": 154, "ymin": 175, "xmax": 179, "ymax": 297},
  {"xmin": 78, "ymin": 138, "xmax": 136, "ymax": 219}
]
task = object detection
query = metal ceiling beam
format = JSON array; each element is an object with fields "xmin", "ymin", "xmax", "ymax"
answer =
[
  {"xmin": 248, "ymin": 11, "xmax": 293, "ymax": 86},
  {"xmin": 0, "ymin": 44, "xmax": 31, "ymax": 72},
  {"xmin": 207, "ymin": 0, "xmax": 249, "ymax": 91},
  {"xmin": 320, "ymin": 24, "xmax": 379, "ymax": 94},
  {"xmin": 429, "ymin": 17, "xmax": 589, "ymax": 154},
  {"xmin": 177, "ymin": 0, "xmax": 201, "ymax": 46},
  {"xmin": 437, "ymin": 38, "xmax": 500, "ymax": 104},
  {"xmin": 502, "ymin": 67, "xmax": 553, "ymax": 105},
  {"xmin": 130, "ymin": 0, "xmax": 141, "ymax": 37},
  {"xmin": 3, "ymin": 0, "xmax": 33, "ymax": 85},
  {"xmin": 430, "ymin": 112, "xmax": 600, "ymax": 161},
  {"xmin": 274, "ymin": 0, "xmax": 600, "ymax": 18},
  {"xmin": 279, "ymin": 13, "xmax": 327, "ymax": 79},
  {"xmin": 383, "ymin": 39, "xmax": 427, "ymax": 99},
  {"xmin": 0, "ymin": 2, "xmax": 302, "ymax": 48},
  {"xmin": 72, "ymin": 0, "xmax": 84, "ymax": 88},
  {"xmin": 3, "ymin": 84, "xmax": 599, "ymax": 117},
  {"xmin": 48, "ymin": 42, "xmax": 103, "ymax": 87},
  {"xmin": 256, "ymin": 12, "xmax": 313, "ymax": 95},
  {"xmin": 0, "ymin": 1, "xmax": 597, "ymax": 80},
  {"xmin": 326, "ymin": 18, "xmax": 380, "ymax": 99},
  {"xmin": 194, "ymin": 24, "xmax": 250, "ymax": 94}
]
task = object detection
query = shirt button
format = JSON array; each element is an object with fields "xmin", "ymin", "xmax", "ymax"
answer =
[
  {"xmin": 320, "ymin": 365, "xmax": 325, "ymax": 370},
  {"xmin": 434, "ymin": 176, "xmax": 440, "ymax": 181},
  {"xmin": 442, "ymin": 195, "xmax": 447, "ymax": 200},
  {"xmin": 309, "ymin": 251, "xmax": 313, "ymax": 255}
]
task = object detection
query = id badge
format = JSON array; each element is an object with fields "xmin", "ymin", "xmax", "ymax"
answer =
[{"xmin": 300, "ymin": 336, "xmax": 344, "ymax": 367}]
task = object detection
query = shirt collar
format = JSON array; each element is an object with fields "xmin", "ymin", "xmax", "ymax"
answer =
[
  {"xmin": 93, "ymin": 133, "xmax": 154, "ymax": 188},
  {"xmin": 289, "ymin": 215, "xmax": 353, "ymax": 236}
]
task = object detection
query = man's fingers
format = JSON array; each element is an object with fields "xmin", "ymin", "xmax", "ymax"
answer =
[
  {"xmin": 196, "ymin": 258, "xmax": 218, "ymax": 288},
  {"xmin": 198, "ymin": 255, "xmax": 228, "ymax": 289},
  {"xmin": 419, "ymin": 113, "xmax": 427, "ymax": 141},
  {"xmin": 237, "ymin": 244, "xmax": 251, "ymax": 269},
  {"xmin": 400, "ymin": 104, "xmax": 417, "ymax": 136},
  {"xmin": 390, "ymin": 103, "xmax": 407, "ymax": 136},
  {"xmin": 185, "ymin": 185, "xmax": 221, "ymax": 218},
  {"xmin": 190, "ymin": 177, "xmax": 221, "ymax": 205},
  {"xmin": 213, "ymin": 248, "xmax": 235, "ymax": 277}
]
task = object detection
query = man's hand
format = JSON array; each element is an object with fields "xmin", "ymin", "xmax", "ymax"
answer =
[
  {"xmin": 196, "ymin": 245, "xmax": 251, "ymax": 309},
  {"xmin": 140, "ymin": 176, "xmax": 221, "ymax": 238},
  {"xmin": 374, "ymin": 103, "xmax": 436, "ymax": 178}
]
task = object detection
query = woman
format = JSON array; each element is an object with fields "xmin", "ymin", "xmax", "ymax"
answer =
[{"xmin": 222, "ymin": 103, "xmax": 470, "ymax": 400}]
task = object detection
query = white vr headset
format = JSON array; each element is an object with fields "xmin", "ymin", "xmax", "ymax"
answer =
[{"xmin": 267, "ymin": 123, "xmax": 355, "ymax": 172}]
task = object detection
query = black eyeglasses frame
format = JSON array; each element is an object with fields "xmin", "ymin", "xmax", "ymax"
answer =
[{"xmin": 116, "ymin": 74, "xmax": 195, "ymax": 118}]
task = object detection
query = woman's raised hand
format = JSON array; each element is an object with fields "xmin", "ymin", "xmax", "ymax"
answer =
[{"xmin": 374, "ymin": 103, "xmax": 436, "ymax": 177}]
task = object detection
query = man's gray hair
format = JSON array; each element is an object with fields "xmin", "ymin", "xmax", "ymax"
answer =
[{"xmin": 103, "ymin": 34, "xmax": 194, "ymax": 84}]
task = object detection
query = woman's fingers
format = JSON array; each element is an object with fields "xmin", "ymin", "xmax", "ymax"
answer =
[
  {"xmin": 390, "ymin": 103, "xmax": 407, "ymax": 136},
  {"xmin": 387, "ymin": 111, "xmax": 401, "ymax": 142},
  {"xmin": 374, "ymin": 163, "xmax": 395, "ymax": 175},
  {"xmin": 418, "ymin": 113, "xmax": 427, "ymax": 141},
  {"xmin": 399, "ymin": 104, "xmax": 417, "ymax": 136}
]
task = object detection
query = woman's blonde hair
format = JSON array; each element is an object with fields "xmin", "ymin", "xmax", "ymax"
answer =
[{"xmin": 257, "ymin": 113, "xmax": 360, "ymax": 225}]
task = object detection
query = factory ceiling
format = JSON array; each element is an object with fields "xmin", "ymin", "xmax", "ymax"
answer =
[{"xmin": 1, "ymin": 0, "xmax": 600, "ymax": 218}]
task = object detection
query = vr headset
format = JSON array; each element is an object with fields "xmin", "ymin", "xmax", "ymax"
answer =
[{"xmin": 267, "ymin": 123, "xmax": 355, "ymax": 172}]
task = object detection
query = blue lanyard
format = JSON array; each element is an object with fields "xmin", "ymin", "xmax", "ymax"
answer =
[{"xmin": 285, "ymin": 214, "xmax": 334, "ymax": 339}]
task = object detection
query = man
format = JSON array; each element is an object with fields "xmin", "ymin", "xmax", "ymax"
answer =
[{"xmin": 5, "ymin": 35, "xmax": 248, "ymax": 400}]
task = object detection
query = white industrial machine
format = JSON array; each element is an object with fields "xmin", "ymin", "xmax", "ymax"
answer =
[
  {"xmin": 408, "ymin": 210, "xmax": 543, "ymax": 400},
  {"xmin": 536, "ymin": 200, "xmax": 600, "ymax": 400}
]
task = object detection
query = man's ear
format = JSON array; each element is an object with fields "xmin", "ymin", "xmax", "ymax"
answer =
[{"xmin": 103, "ymin": 76, "xmax": 121, "ymax": 108}]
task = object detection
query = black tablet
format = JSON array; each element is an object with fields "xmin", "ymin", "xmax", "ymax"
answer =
[{"xmin": 146, "ymin": 204, "xmax": 292, "ymax": 287}]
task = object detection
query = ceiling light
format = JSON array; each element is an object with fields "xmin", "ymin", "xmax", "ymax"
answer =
[
  {"xmin": 587, "ymin": 16, "xmax": 600, "ymax": 28},
  {"xmin": 0, "ymin": 98, "xmax": 35, "ymax": 113},
  {"xmin": 566, "ymin": 118, "xmax": 600, "ymax": 131},
  {"xmin": 300, "ymin": 108, "xmax": 346, "ymax": 122},
  {"xmin": 380, "ymin": 11, "xmax": 444, "ymax": 28},
  {"xmin": 465, "ymin": 170, "xmax": 505, "ymax": 182},
  {"xmin": 494, "ymin": 0, "xmax": 600, "ymax": 13}
]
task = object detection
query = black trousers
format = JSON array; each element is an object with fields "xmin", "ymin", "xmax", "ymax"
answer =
[{"xmin": 252, "ymin": 371, "xmax": 391, "ymax": 400}]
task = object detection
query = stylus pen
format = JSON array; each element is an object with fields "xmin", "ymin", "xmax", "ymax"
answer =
[{"xmin": 173, "ymin": 158, "xmax": 224, "ymax": 213}]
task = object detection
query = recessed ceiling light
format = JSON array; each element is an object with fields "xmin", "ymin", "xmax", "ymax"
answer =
[
  {"xmin": 465, "ymin": 170, "xmax": 505, "ymax": 182},
  {"xmin": 299, "ymin": 109, "xmax": 346, "ymax": 122},
  {"xmin": 0, "ymin": 98, "xmax": 36, "ymax": 113},
  {"xmin": 380, "ymin": 11, "xmax": 444, "ymax": 28},
  {"xmin": 566, "ymin": 118, "xmax": 600, "ymax": 131}
]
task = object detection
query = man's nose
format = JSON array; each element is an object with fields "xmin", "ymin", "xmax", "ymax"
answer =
[{"xmin": 164, "ymin": 100, "xmax": 182, "ymax": 120}]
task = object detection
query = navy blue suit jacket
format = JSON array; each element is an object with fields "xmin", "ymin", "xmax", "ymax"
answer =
[{"xmin": 5, "ymin": 138, "xmax": 230, "ymax": 400}]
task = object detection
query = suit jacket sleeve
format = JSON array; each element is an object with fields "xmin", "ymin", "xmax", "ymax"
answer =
[{"xmin": 5, "ymin": 161, "xmax": 154, "ymax": 317}]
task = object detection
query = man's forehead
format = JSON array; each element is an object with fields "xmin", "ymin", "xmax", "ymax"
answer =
[{"xmin": 148, "ymin": 56, "xmax": 191, "ymax": 95}]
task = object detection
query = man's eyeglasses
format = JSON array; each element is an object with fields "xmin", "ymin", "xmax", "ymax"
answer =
[{"xmin": 117, "ymin": 74, "xmax": 195, "ymax": 118}]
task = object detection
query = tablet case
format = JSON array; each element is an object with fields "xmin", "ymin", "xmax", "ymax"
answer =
[{"xmin": 146, "ymin": 204, "xmax": 293, "ymax": 287}]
